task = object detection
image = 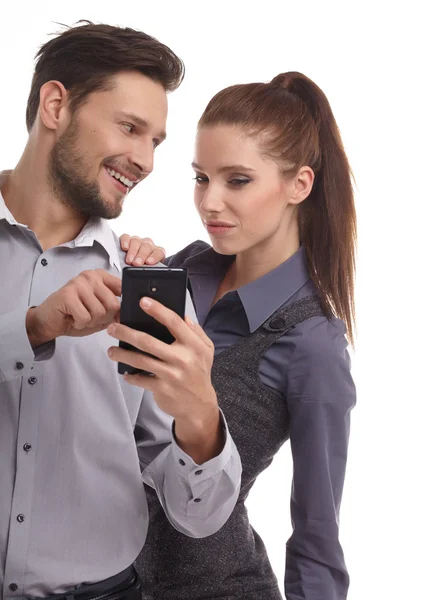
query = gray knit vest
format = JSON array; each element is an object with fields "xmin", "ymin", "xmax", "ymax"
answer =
[{"xmin": 136, "ymin": 295, "xmax": 325, "ymax": 600}]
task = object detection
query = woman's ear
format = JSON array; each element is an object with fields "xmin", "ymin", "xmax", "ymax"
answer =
[{"xmin": 290, "ymin": 166, "xmax": 315, "ymax": 205}]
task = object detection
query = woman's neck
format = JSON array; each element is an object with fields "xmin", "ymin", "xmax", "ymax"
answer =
[{"xmin": 212, "ymin": 230, "xmax": 301, "ymax": 306}]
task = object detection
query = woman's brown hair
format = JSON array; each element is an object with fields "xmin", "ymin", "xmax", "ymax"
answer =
[{"xmin": 199, "ymin": 72, "xmax": 357, "ymax": 344}]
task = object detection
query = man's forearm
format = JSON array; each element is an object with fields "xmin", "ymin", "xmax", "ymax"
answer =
[
  {"xmin": 174, "ymin": 406, "xmax": 225, "ymax": 464},
  {"xmin": 25, "ymin": 307, "xmax": 52, "ymax": 348}
]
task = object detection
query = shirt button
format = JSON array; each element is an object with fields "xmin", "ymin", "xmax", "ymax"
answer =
[
  {"xmin": 194, "ymin": 498, "xmax": 202, "ymax": 503},
  {"xmin": 41, "ymin": 258, "xmax": 48, "ymax": 266},
  {"xmin": 17, "ymin": 514, "xmax": 25, "ymax": 523},
  {"xmin": 28, "ymin": 377, "xmax": 37, "ymax": 385},
  {"xmin": 9, "ymin": 584, "xmax": 18, "ymax": 592},
  {"xmin": 194, "ymin": 470, "xmax": 203, "ymax": 475},
  {"xmin": 16, "ymin": 362, "xmax": 24, "ymax": 370},
  {"xmin": 23, "ymin": 443, "xmax": 32, "ymax": 452},
  {"xmin": 178, "ymin": 459, "xmax": 186, "ymax": 466}
]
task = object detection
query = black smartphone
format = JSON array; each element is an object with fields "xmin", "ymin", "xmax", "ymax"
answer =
[{"xmin": 118, "ymin": 267, "xmax": 188, "ymax": 376}]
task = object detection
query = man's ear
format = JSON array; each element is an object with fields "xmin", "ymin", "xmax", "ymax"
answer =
[{"xmin": 38, "ymin": 80, "xmax": 70, "ymax": 132}]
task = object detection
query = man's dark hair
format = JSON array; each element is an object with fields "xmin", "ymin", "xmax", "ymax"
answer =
[{"xmin": 26, "ymin": 20, "xmax": 185, "ymax": 132}]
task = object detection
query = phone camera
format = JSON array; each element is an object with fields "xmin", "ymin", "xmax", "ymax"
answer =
[{"xmin": 149, "ymin": 280, "xmax": 158, "ymax": 293}]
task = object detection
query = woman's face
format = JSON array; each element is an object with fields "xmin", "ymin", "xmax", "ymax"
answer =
[{"xmin": 193, "ymin": 124, "xmax": 311, "ymax": 257}]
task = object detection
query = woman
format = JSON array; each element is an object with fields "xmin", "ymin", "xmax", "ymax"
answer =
[{"xmin": 121, "ymin": 71, "xmax": 356, "ymax": 600}]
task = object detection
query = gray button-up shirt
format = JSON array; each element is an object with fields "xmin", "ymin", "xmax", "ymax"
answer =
[
  {"xmin": 0, "ymin": 172, "xmax": 242, "ymax": 599},
  {"xmin": 166, "ymin": 240, "xmax": 356, "ymax": 599}
]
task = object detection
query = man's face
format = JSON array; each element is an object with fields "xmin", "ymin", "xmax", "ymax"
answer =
[{"xmin": 48, "ymin": 71, "xmax": 168, "ymax": 219}]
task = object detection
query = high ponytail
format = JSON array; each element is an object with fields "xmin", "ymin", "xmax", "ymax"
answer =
[
  {"xmin": 275, "ymin": 72, "xmax": 356, "ymax": 344},
  {"xmin": 199, "ymin": 72, "xmax": 357, "ymax": 344}
]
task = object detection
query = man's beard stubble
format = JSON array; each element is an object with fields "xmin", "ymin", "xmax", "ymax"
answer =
[{"xmin": 48, "ymin": 117, "xmax": 123, "ymax": 220}]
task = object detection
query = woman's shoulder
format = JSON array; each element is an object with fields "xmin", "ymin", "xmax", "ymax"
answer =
[
  {"xmin": 284, "ymin": 309, "xmax": 353, "ymax": 390},
  {"xmin": 164, "ymin": 240, "xmax": 212, "ymax": 267},
  {"xmin": 290, "ymin": 311, "xmax": 349, "ymax": 358},
  {"xmin": 265, "ymin": 297, "xmax": 355, "ymax": 408}
]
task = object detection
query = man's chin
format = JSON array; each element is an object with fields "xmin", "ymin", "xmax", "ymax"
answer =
[
  {"xmin": 92, "ymin": 194, "xmax": 125, "ymax": 220},
  {"xmin": 99, "ymin": 205, "xmax": 123, "ymax": 220}
]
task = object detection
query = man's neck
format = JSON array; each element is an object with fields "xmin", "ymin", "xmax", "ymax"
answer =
[{"xmin": 2, "ymin": 148, "xmax": 88, "ymax": 250}]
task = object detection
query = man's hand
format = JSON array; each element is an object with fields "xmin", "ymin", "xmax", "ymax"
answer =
[
  {"xmin": 107, "ymin": 297, "xmax": 223, "ymax": 464},
  {"xmin": 120, "ymin": 234, "xmax": 166, "ymax": 265},
  {"xmin": 26, "ymin": 269, "xmax": 122, "ymax": 347}
]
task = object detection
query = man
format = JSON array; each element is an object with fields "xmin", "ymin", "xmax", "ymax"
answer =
[{"xmin": 0, "ymin": 21, "xmax": 241, "ymax": 600}]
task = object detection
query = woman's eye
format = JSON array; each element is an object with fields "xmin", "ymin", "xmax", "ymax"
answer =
[
  {"xmin": 193, "ymin": 176, "xmax": 208, "ymax": 184},
  {"xmin": 229, "ymin": 178, "xmax": 250, "ymax": 186}
]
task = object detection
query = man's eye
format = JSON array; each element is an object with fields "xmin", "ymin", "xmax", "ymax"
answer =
[{"xmin": 122, "ymin": 123, "xmax": 135, "ymax": 133}]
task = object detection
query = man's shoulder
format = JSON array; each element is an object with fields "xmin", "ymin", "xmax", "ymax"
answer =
[{"xmin": 111, "ymin": 230, "xmax": 130, "ymax": 272}]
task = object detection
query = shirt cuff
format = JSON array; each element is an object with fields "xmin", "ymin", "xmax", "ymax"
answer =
[
  {"xmin": 141, "ymin": 407, "xmax": 241, "ymax": 534},
  {"xmin": 170, "ymin": 409, "xmax": 234, "ymax": 485},
  {"xmin": 0, "ymin": 309, "xmax": 55, "ymax": 383}
]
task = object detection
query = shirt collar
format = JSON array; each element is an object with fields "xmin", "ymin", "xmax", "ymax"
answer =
[
  {"xmin": 0, "ymin": 170, "xmax": 19, "ymax": 224},
  {"xmin": 183, "ymin": 244, "xmax": 311, "ymax": 333},
  {"xmin": 0, "ymin": 169, "xmax": 121, "ymax": 272},
  {"xmin": 237, "ymin": 247, "xmax": 311, "ymax": 331},
  {"xmin": 73, "ymin": 217, "xmax": 122, "ymax": 272}
]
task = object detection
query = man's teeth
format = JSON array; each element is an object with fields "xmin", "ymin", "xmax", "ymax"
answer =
[{"xmin": 106, "ymin": 168, "xmax": 134, "ymax": 188}]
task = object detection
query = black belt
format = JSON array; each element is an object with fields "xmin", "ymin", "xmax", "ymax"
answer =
[{"xmin": 28, "ymin": 566, "xmax": 140, "ymax": 600}]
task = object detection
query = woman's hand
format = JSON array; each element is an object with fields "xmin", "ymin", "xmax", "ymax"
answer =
[{"xmin": 120, "ymin": 234, "xmax": 166, "ymax": 266}]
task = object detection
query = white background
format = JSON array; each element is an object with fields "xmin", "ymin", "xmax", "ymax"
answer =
[{"xmin": 1, "ymin": 1, "xmax": 424, "ymax": 598}]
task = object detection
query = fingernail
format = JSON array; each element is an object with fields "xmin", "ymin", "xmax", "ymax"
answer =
[
  {"xmin": 107, "ymin": 324, "xmax": 117, "ymax": 335},
  {"xmin": 135, "ymin": 258, "xmax": 143, "ymax": 265},
  {"xmin": 127, "ymin": 254, "xmax": 134, "ymax": 263},
  {"xmin": 187, "ymin": 317, "xmax": 195, "ymax": 328},
  {"xmin": 107, "ymin": 347, "xmax": 114, "ymax": 357},
  {"xmin": 146, "ymin": 257, "xmax": 154, "ymax": 264},
  {"xmin": 141, "ymin": 297, "xmax": 152, "ymax": 309},
  {"xmin": 122, "ymin": 242, "xmax": 129, "ymax": 250}
]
